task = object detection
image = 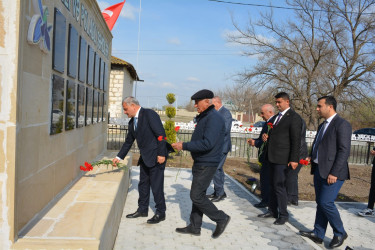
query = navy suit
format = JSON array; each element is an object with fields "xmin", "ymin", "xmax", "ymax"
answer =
[
  {"xmin": 117, "ymin": 108, "xmax": 168, "ymax": 215},
  {"xmin": 310, "ymin": 114, "xmax": 351, "ymax": 239},
  {"xmin": 254, "ymin": 116, "xmax": 276, "ymax": 203},
  {"xmin": 212, "ymin": 106, "xmax": 232, "ymax": 196}
]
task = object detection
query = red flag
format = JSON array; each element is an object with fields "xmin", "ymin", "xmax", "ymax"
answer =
[{"xmin": 102, "ymin": 0, "xmax": 126, "ymax": 31}]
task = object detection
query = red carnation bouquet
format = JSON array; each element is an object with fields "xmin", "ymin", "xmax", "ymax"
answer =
[{"xmin": 79, "ymin": 160, "xmax": 126, "ymax": 172}]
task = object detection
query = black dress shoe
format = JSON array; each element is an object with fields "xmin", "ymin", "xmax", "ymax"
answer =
[
  {"xmin": 299, "ymin": 230, "xmax": 323, "ymax": 244},
  {"xmin": 176, "ymin": 225, "xmax": 201, "ymax": 236},
  {"xmin": 288, "ymin": 201, "xmax": 299, "ymax": 206},
  {"xmin": 147, "ymin": 214, "xmax": 165, "ymax": 224},
  {"xmin": 257, "ymin": 211, "xmax": 276, "ymax": 218},
  {"xmin": 273, "ymin": 217, "xmax": 288, "ymax": 225},
  {"xmin": 212, "ymin": 215, "xmax": 231, "ymax": 239},
  {"xmin": 126, "ymin": 211, "xmax": 148, "ymax": 218},
  {"xmin": 329, "ymin": 233, "xmax": 348, "ymax": 248},
  {"xmin": 211, "ymin": 194, "xmax": 226, "ymax": 202},
  {"xmin": 206, "ymin": 192, "xmax": 216, "ymax": 199},
  {"xmin": 254, "ymin": 201, "xmax": 268, "ymax": 208}
]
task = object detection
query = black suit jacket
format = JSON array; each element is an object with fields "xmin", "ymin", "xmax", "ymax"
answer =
[
  {"xmin": 300, "ymin": 118, "xmax": 308, "ymax": 159},
  {"xmin": 267, "ymin": 108, "xmax": 302, "ymax": 165},
  {"xmin": 310, "ymin": 114, "xmax": 351, "ymax": 180},
  {"xmin": 117, "ymin": 108, "xmax": 168, "ymax": 167},
  {"xmin": 218, "ymin": 106, "xmax": 232, "ymax": 153},
  {"xmin": 254, "ymin": 115, "xmax": 276, "ymax": 162}
]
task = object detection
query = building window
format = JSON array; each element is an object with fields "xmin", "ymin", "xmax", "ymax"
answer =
[
  {"xmin": 85, "ymin": 87, "xmax": 92, "ymax": 125},
  {"xmin": 77, "ymin": 84, "xmax": 85, "ymax": 128},
  {"xmin": 67, "ymin": 24, "xmax": 78, "ymax": 78},
  {"xmin": 65, "ymin": 80, "xmax": 76, "ymax": 131},
  {"xmin": 87, "ymin": 46, "xmax": 94, "ymax": 85},
  {"xmin": 51, "ymin": 74, "xmax": 65, "ymax": 135},
  {"xmin": 52, "ymin": 8, "xmax": 66, "ymax": 73}
]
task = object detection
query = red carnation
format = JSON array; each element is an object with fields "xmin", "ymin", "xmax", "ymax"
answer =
[
  {"xmin": 299, "ymin": 159, "xmax": 309, "ymax": 165},
  {"xmin": 80, "ymin": 166, "xmax": 86, "ymax": 171},
  {"xmin": 175, "ymin": 126, "xmax": 180, "ymax": 132},
  {"xmin": 164, "ymin": 137, "xmax": 167, "ymax": 140},
  {"xmin": 250, "ymin": 125, "xmax": 254, "ymax": 127},
  {"xmin": 267, "ymin": 122, "xmax": 274, "ymax": 129},
  {"xmin": 249, "ymin": 128, "xmax": 252, "ymax": 132},
  {"xmin": 84, "ymin": 162, "xmax": 92, "ymax": 168},
  {"xmin": 158, "ymin": 135, "xmax": 163, "ymax": 141}
]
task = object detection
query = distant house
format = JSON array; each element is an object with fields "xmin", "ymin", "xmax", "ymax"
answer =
[{"xmin": 109, "ymin": 56, "xmax": 142, "ymax": 119}]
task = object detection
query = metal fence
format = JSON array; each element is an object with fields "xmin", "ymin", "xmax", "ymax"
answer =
[{"xmin": 107, "ymin": 125, "xmax": 374, "ymax": 165}]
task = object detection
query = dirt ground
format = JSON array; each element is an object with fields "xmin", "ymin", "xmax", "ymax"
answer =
[{"xmin": 131, "ymin": 153, "xmax": 372, "ymax": 202}]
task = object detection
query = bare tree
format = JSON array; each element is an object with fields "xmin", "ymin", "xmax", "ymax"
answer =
[
  {"xmin": 228, "ymin": 0, "xmax": 375, "ymax": 129},
  {"xmin": 216, "ymin": 83, "xmax": 272, "ymax": 122},
  {"xmin": 184, "ymin": 100, "xmax": 196, "ymax": 112}
]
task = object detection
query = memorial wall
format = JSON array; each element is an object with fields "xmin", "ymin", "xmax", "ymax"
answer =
[{"xmin": 0, "ymin": 0, "xmax": 112, "ymax": 246}]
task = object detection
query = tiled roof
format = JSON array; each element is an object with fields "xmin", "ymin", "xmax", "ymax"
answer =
[{"xmin": 111, "ymin": 56, "xmax": 142, "ymax": 81}]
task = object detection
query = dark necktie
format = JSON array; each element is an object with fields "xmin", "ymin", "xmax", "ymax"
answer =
[
  {"xmin": 134, "ymin": 117, "xmax": 138, "ymax": 130},
  {"xmin": 274, "ymin": 113, "xmax": 282, "ymax": 125},
  {"xmin": 311, "ymin": 121, "xmax": 327, "ymax": 160}
]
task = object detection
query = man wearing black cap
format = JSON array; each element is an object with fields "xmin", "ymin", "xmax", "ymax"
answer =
[{"xmin": 172, "ymin": 89, "xmax": 230, "ymax": 239}]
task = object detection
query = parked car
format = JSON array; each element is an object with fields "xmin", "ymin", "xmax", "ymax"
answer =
[
  {"xmin": 353, "ymin": 128, "xmax": 375, "ymax": 136},
  {"xmin": 253, "ymin": 121, "xmax": 265, "ymax": 127},
  {"xmin": 232, "ymin": 119, "xmax": 243, "ymax": 127}
]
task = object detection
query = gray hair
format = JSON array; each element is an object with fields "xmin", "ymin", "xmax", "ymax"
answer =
[
  {"xmin": 122, "ymin": 96, "xmax": 140, "ymax": 106},
  {"xmin": 262, "ymin": 103, "xmax": 275, "ymax": 114}
]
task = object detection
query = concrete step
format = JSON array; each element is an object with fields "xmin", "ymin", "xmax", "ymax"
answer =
[{"xmin": 12, "ymin": 152, "xmax": 132, "ymax": 250}]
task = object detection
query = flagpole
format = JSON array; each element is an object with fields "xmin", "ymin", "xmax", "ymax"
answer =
[{"xmin": 134, "ymin": 0, "xmax": 142, "ymax": 98}]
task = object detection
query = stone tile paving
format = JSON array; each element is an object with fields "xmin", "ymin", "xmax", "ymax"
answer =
[{"xmin": 114, "ymin": 167, "xmax": 321, "ymax": 249}]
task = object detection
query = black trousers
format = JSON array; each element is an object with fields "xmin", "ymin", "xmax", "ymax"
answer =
[
  {"xmin": 368, "ymin": 163, "xmax": 375, "ymax": 209},
  {"xmin": 137, "ymin": 159, "xmax": 166, "ymax": 215},
  {"xmin": 268, "ymin": 163, "xmax": 289, "ymax": 219},
  {"xmin": 190, "ymin": 165, "xmax": 228, "ymax": 230},
  {"xmin": 286, "ymin": 163, "xmax": 302, "ymax": 203},
  {"xmin": 259, "ymin": 159, "xmax": 271, "ymax": 203}
]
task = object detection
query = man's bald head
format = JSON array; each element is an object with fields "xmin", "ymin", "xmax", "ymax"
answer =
[
  {"xmin": 212, "ymin": 96, "xmax": 223, "ymax": 110},
  {"xmin": 260, "ymin": 104, "xmax": 275, "ymax": 121}
]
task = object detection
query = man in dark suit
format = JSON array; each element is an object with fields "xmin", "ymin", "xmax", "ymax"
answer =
[
  {"xmin": 258, "ymin": 92, "xmax": 302, "ymax": 225},
  {"xmin": 206, "ymin": 96, "xmax": 232, "ymax": 202},
  {"xmin": 112, "ymin": 96, "xmax": 169, "ymax": 224},
  {"xmin": 247, "ymin": 104, "xmax": 275, "ymax": 208},
  {"xmin": 286, "ymin": 117, "xmax": 308, "ymax": 206},
  {"xmin": 300, "ymin": 96, "xmax": 351, "ymax": 248},
  {"xmin": 172, "ymin": 89, "xmax": 230, "ymax": 239}
]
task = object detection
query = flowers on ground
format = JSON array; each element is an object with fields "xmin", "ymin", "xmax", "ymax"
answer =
[
  {"xmin": 79, "ymin": 159, "xmax": 126, "ymax": 172},
  {"xmin": 80, "ymin": 162, "xmax": 93, "ymax": 171}
]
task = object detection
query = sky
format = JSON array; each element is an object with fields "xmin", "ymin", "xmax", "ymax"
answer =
[{"xmin": 97, "ymin": 0, "xmax": 292, "ymax": 109}]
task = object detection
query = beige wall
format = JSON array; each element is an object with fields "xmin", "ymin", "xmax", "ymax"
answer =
[
  {"xmin": 108, "ymin": 67, "xmax": 134, "ymax": 119},
  {"xmin": 0, "ymin": 0, "xmax": 112, "ymax": 246},
  {"xmin": 0, "ymin": 0, "xmax": 20, "ymax": 248}
]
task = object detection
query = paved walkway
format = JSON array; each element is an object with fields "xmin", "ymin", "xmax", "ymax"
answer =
[{"xmin": 114, "ymin": 167, "xmax": 374, "ymax": 249}]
